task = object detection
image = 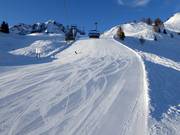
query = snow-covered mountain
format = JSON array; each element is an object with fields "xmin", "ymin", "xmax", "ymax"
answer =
[
  {"xmin": 10, "ymin": 23, "xmax": 32, "ymax": 35},
  {"xmin": 102, "ymin": 22, "xmax": 157, "ymax": 40},
  {"xmin": 165, "ymin": 12, "xmax": 180, "ymax": 33},
  {"xmin": 10, "ymin": 20, "xmax": 65, "ymax": 35}
]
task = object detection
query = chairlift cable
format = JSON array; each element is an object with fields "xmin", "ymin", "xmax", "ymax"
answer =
[{"xmin": 64, "ymin": 0, "xmax": 69, "ymax": 24}]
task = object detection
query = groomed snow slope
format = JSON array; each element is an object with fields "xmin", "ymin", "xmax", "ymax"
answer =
[
  {"xmin": 0, "ymin": 35, "xmax": 148, "ymax": 135},
  {"xmin": 103, "ymin": 20, "xmax": 180, "ymax": 135}
]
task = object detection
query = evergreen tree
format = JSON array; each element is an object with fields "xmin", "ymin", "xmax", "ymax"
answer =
[
  {"xmin": 163, "ymin": 29, "xmax": 167, "ymax": 34},
  {"xmin": 117, "ymin": 27, "xmax": 125, "ymax": 40},
  {"xmin": 153, "ymin": 25, "xmax": 159, "ymax": 33},
  {"xmin": 154, "ymin": 18, "xmax": 163, "ymax": 26},
  {"xmin": 145, "ymin": 18, "xmax": 153, "ymax": 25},
  {"xmin": 153, "ymin": 18, "xmax": 164, "ymax": 33},
  {"xmin": 0, "ymin": 21, "xmax": 9, "ymax": 33},
  {"xmin": 154, "ymin": 35, "xmax": 157, "ymax": 41}
]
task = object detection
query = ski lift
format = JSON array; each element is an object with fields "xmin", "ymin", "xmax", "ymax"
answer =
[
  {"xmin": 88, "ymin": 22, "xmax": 100, "ymax": 38},
  {"xmin": 65, "ymin": 26, "xmax": 77, "ymax": 41},
  {"xmin": 88, "ymin": 30, "xmax": 100, "ymax": 38}
]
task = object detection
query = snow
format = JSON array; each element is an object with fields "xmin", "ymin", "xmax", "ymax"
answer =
[
  {"xmin": 0, "ymin": 32, "xmax": 148, "ymax": 135},
  {"xmin": 0, "ymin": 33, "xmax": 67, "ymax": 66},
  {"xmin": 0, "ymin": 13, "xmax": 179, "ymax": 135},
  {"xmin": 165, "ymin": 12, "xmax": 180, "ymax": 33},
  {"xmin": 10, "ymin": 20, "xmax": 65, "ymax": 35},
  {"xmin": 103, "ymin": 19, "xmax": 180, "ymax": 135},
  {"xmin": 102, "ymin": 22, "xmax": 158, "ymax": 40},
  {"xmin": 10, "ymin": 23, "xmax": 32, "ymax": 35}
]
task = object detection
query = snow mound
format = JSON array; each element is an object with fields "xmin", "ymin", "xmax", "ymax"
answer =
[
  {"xmin": 10, "ymin": 34, "xmax": 66, "ymax": 58},
  {"xmin": 0, "ymin": 33, "xmax": 67, "ymax": 66},
  {"xmin": 165, "ymin": 12, "xmax": 180, "ymax": 33},
  {"xmin": 122, "ymin": 22, "xmax": 156, "ymax": 40},
  {"xmin": 102, "ymin": 22, "xmax": 157, "ymax": 40}
]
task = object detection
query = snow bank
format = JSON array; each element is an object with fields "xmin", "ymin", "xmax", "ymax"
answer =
[
  {"xmin": 165, "ymin": 12, "xmax": 180, "ymax": 33},
  {"xmin": 102, "ymin": 22, "xmax": 159, "ymax": 40}
]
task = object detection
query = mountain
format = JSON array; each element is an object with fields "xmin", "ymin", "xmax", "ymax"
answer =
[
  {"xmin": 10, "ymin": 20, "xmax": 65, "ymax": 35},
  {"xmin": 10, "ymin": 23, "xmax": 32, "ymax": 35},
  {"xmin": 102, "ymin": 22, "xmax": 156, "ymax": 40},
  {"xmin": 165, "ymin": 12, "xmax": 180, "ymax": 33}
]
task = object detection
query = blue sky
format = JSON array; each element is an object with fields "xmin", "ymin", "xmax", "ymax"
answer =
[{"xmin": 0, "ymin": 0, "xmax": 179, "ymax": 31}]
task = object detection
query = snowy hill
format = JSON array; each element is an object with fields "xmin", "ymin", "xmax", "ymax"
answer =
[
  {"xmin": 0, "ymin": 32, "xmax": 67, "ymax": 66},
  {"xmin": 0, "ymin": 31, "xmax": 148, "ymax": 135},
  {"xmin": 102, "ymin": 22, "xmax": 157, "ymax": 40},
  {"xmin": 10, "ymin": 23, "xmax": 32, "ymax": 35},
  {"xmin": 10, "ymin": 20, "xmax": 65, "ymax": 35},
  {"xmin": 165, "ymin": 12, "xmax": 180, "ymax": 33},
  {"xmin": 103, "ymin": 16, "xmax": 180, "ymax": 135}
]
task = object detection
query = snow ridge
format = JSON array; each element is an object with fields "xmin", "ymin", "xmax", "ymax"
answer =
[
  {"xmin": 10, "ymin": 20, "xmax": 65, "ymax": 35},
  {"xmin": 138, "ymin": 51, "xmax": 180, "ymax": 71}
]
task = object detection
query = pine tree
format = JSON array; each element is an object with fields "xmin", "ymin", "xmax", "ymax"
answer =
[
  {"xmin": 145, "ymin": 18, "xmax": 153, "ymax": 25},
  {"xmin": 163, "ymin": 29, "xmax": 167, "ymax": 34},
  {"xmin": 0, "ymin": 21, "xmax": 9, "ymax": 33},
  {"xmin": 153, "ymin": 18, "xmax": 164, "ymax": 33},
  {"xmin": 154, "ymin": 18, "xmax": 163, "ymax": 26},
  {"xmin": 117, "ymin": 26, "xmax": 125, "ymax": 40},
  {"xmin": 154, "ymin": 35, "xmax": 157, "ymax": 41}
]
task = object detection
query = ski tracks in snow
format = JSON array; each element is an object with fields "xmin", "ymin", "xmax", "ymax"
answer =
[{"xmin": 0, "ymin": 39, "xmax": 148, "ymax": 135}]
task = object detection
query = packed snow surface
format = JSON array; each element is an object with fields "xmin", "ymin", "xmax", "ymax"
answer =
[
  {"xmin": 104, "ymin": 20, "xmax": 180, "ymax": 135},
  {"xmin": 0, "ymin": 33, "xmax": 148, "ymax": 135}
]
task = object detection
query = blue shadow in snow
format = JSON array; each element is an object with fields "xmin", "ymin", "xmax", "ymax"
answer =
[
  {"xmin": 0, "ymin": 42, "xmax": 73, "ymax": 67},
  {"xmin": 145, "ymin": 60, "xmax": 180, "ymax": 120},
  {"xmin": 115, "ymin": 37, "xmax": 180, "ymax": 121}
]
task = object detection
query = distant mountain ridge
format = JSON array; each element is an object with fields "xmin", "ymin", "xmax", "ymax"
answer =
[{"xmin": 10, "ymin": 20, "xmax": 65, "ymax": 35}]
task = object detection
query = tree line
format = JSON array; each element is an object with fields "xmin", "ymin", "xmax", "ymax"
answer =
[{"xmin": 116, "ymin": 17, "xmax": 176, "ymax": 44}]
